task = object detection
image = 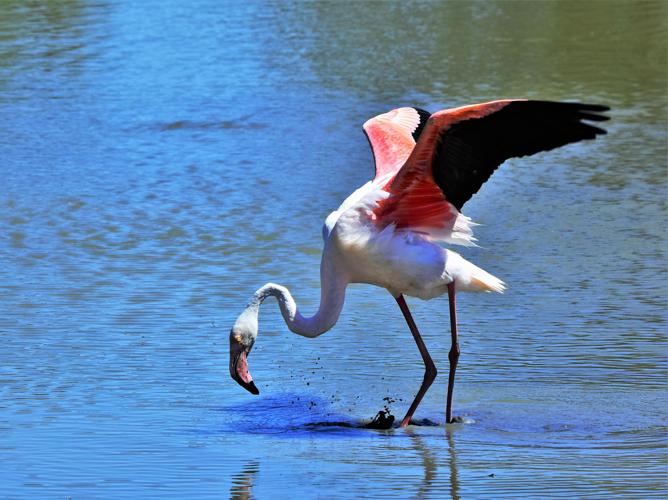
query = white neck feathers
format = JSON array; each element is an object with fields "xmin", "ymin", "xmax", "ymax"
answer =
[{"xmin": 244, "ymin": 253, "xmax": 348, "ymax": 338}]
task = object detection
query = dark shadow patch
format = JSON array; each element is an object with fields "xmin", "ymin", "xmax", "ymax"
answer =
[
  {"xmin": 156, "ymin": 118, "xmax": 267, "ymax": 132},
  {"xmin": 408, "ymin": 418, "xmax": 441, "ymax": 427},
  {"xmin": 364, "ymin": 409, "xmax": 395, "ymax": 429},
  {"xmin": 214, "ymin": 394, "xmax": 472, "ymax": 437}
]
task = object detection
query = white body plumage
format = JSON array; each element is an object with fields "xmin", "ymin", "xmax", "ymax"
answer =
[{"xmin": 325, "ymin": 177, "xmax": 505, "ymax": 300}]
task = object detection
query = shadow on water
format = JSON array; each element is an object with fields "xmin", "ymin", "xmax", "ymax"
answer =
[{"xmin": 219, "ymin": 394, "xmax": 447, "ymax": 437}]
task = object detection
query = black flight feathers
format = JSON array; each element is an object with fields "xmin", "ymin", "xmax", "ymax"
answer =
[
  {"xmin": 413, "ymin": 101, "xmax": 610, "ymax": 211},
  {"xmin": 411, "ymin": 107, "xmax": 432, "ymax": 141}
]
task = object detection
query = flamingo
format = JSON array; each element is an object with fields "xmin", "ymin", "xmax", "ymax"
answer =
[{"xmin": 229, "ymin": 99, "xmax": 609, "ymax": 427}]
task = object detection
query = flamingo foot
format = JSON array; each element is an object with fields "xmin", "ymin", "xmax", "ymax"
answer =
[{"xmin": 447, "ymin": 416, "xmax": 466, "ymax": 424}]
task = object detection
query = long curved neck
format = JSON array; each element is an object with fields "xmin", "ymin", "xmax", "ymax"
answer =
[{"xmin": 248, "ymin": 253, "xmax": 348, "ymax": 338}]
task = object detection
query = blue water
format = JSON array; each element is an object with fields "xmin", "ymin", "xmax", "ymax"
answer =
[{"xmin": 1, "ymin": 1, "xmax": 666, "ymax": 498}]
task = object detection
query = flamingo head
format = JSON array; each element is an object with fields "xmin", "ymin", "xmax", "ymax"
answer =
[{"xmin": 229, "ymin": 313, "xmax": 259, "ymax": 395}]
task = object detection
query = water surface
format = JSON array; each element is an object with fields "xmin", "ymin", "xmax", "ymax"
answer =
[{"xmin": 1, "ymin": 1, "xmax": 666, "ymax": 498}]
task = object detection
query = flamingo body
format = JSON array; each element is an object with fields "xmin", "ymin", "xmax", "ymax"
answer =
[
  {"xmin": 230, "ymin": 99, "xmax": 609, "ymax": 425},
  {"xmin": 325, "ymin": 179, "xmax": 502, "ymax": 299}
]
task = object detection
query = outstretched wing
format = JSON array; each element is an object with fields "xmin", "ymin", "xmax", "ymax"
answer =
[
  {"xmin": 363, "ymin": 107, "xmax": 431, "ymax": 182},
  {"xmin": 373, "ymin": 99, "xmax": 609, "ymax": 244},
  {"xmin": 430, "ymin": 100, "xmax": 609, "ymax": 210}
]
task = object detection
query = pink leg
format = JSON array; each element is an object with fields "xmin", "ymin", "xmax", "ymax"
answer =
[
  {"xmin": 446, "ymin": 282, "xmax": 460, "ymax": 424},
  {"xmin": 396, "ymin": 294, "xmax": 437, "ymax": 428}
]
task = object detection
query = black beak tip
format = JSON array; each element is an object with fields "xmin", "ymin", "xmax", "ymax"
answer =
[
  {"xmin": 237, "ymin": 378, "xmax": 259, "ymax": 395},
  {"xmin": 246, "ymin": 380, "xmax": 259, "ymax": 395}
]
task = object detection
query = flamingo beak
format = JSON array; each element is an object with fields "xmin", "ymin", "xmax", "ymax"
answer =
[{"xmin": 230, "ymin": 340, "xmax": 259, "ymax": 395}]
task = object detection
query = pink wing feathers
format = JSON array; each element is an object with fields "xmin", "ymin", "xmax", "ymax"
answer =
[
  {"xmin": 371, "ymin": 99, "xmax": 609, "ymax": 245},
  {"xmin": 363, "ymin": 107, "xmax": 430, "ymax": 184}
]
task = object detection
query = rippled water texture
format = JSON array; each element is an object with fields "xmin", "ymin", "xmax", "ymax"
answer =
[{"xmin": 1, "ymin": 1, "xmax": 666, "ymax": 498}]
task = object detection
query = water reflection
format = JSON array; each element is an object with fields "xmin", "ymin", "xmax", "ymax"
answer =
[
  {"xmin": 406, "ymin": 430, "xmax": 438, "ymax": 500},
  {"xmin": 404, "ymin": 428, "xmax": 462, "ymax": 500},
  {"xmin": 230, "ymin": 461, "xmax": 259, "ymax": 500},
  {"xmin": 445, "ymin": 430, "xmax": 461, "ymax": 500}
]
